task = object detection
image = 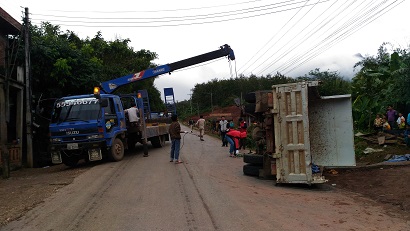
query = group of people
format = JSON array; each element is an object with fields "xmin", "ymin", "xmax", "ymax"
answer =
[
  {"xmin": 219, "ymin": 116, "xmax": 248, "ymax": 157},
  {"xmin": 373, "ymin": 105, "xmax": 410, "ymax": 147},
  {"xmin": 169, "ymin": 115, "xmax": 250, "ymax": 164}
]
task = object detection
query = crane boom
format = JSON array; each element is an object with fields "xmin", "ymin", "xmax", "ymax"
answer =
[{"xmin": 100, "ymin": 44, "xmax": 235, "ymax": 94}]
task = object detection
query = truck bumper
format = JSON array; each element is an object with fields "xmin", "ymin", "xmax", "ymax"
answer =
[
  {"xmin": 49, "ymin": 141, "xmax": 107, "ymax": 164},
  {"xmin": 49, "ymin": 140, "xmax": 107, "ymax": 152}
]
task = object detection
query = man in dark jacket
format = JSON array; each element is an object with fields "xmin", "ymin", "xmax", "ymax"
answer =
[{"xmin": 169, "ymin": 114, "xmax": 185, "ymax": 163}]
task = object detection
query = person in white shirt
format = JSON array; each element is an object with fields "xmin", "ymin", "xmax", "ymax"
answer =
[
  {"xmin": 124, "ymin": 103, "xmax": 139, "ymax": 123},
  {"xmin": 195, "ymin": 115, "xmax": 206, "ymax": 141},
  {"xmin": 219, "ymin": 116, "xmax": 228, "ymax": 146}
]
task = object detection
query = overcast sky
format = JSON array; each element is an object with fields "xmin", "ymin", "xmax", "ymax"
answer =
[{"xmin": 1, "ymin": 0, "xmax": 409, "ymax": 101}]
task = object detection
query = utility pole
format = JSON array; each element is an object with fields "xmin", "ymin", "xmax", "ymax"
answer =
[
  {"xmin": 24, "ymin": 7, "xmax": 33, "ymax": 167},
  {"xmin": 210, "ymin": 90, "xmax": 213, "ymax": 113},
  {"xmin": 188, "ymin": 89, "xmax": 193, "ymax": 115}
]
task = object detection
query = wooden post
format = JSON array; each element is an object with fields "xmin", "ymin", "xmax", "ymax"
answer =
[
  {"xmin": 1, "ymin": 145, "xmax": 10, "ymax": 179},
  {"xmin": 24, "ymin": 8, "xmax": 33, "ymax": 167}
]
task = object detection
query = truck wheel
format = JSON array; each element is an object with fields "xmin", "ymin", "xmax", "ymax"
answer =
[
  {"xmin": 243, "ymin": 164, "xmax": 262, "ymax": 177},
  {"xmin": 243, "ymin": 153, "xmax": 263, "ymax": 165},
  {"xmin": 110, "ymin": 138, "xmax": 124, "ymax": 161},
  {"xmin": 151, "ymin": 135, "xmax": 165, "ymax": 148},
  {"xmin": 244, "ymin": 92, "xmax": 256, "ymax": 103},
  {"xmin": 62, "ymin": 154, "xmax": 79, "ymax": 167},
  {"xmin": 244, "ymin": 103, "xmax": 256, "ymax": 114}
]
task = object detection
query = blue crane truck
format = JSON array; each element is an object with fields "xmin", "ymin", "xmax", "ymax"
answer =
[{"xmin": 49, "ymin": 44, "xmax": 235, "ymax": 166}]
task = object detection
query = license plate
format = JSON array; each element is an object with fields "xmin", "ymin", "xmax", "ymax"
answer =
[
  {"xmin": 67, "ymin": 143, "xmax": 79, "ymax": 150},
  {"xmin": 51, "ymin": 152, "xmax": 62, "ymax": 164},
  {"xmin": 88, "ymin": 148, "xmax": 102, "ymax": 161}
]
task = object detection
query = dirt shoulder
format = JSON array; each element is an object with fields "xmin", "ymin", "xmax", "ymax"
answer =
[
  {"xmin": 324, "ymin": 162, "xmax": 410, "ymax": 220},
  {"xmin": 0, "ymin": 163, "xmax": 89, "ymax": 226}
]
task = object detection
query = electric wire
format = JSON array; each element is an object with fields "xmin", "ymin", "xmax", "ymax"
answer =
[
  {"xmin": 281, "ymin": 0, "xmax": 403, "ymax": 75},
  {"xmin": 276, "ymin": 0, "xmax": 390, "ymax": 74},
  {"xmin": 275, "ymin": 0, "xmax": 381, "ymax": 74},
  {"xmin": 37, "ymin": 0, "xmax": 264, "ymax": 14},
  {"xmin": 28, "ymin": 1, "xmax": 332, "ymax": 28},
  {"xmin": 31, "ymin": 1, "xmax": 300, "ymax": 21},
  {"xmin": 246, "ymin": 0, "xmax": 322, "ymax": 75},
  {"xmin": 236, "ymin": 0, "xmax": 309, "ymax": 75},
  {"xmin": 253, "ymin": 0, "xmax": 349, "ymax": 76}
]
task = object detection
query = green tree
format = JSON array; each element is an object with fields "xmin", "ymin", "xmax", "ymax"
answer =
[
  {"xmin": 297, "ymin": 68, "xmax": 351, "ymax": 96},
  {"xmin": 25, "ymin": 22, "xmax": 162, "ymax": 110}
]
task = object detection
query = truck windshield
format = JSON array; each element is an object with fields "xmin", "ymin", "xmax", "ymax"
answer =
[{"xmin": 51, "ymin": 98, "xmax": 101, "ymax": 123}]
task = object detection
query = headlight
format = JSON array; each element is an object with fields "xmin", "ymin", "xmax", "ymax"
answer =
[
  {"xmin": 87, "ymin": 134, "xmax": 103, "ymax": 139},
  {"xmin": 51, "ymin": 137, "xmax": 62, "ymax": 142}
]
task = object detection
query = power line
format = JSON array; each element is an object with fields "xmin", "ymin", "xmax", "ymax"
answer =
[
  {"xmin": 281, "ymin": 0, "xmax": 403, "ymax": 75},
  {"xmin": 28, "ymin": 0, "xmax": 332, "ymax": 27},
  {"xmin": 236, "ymin": 0, "xmax": 309, "ymax": 74},
  {"xmin": 253, "ymin": 0, "xmax": 348, "ymax": 76},
  {"xmin": 35, "ymin": 0, "xmax": 264, "ymax": 14},
  {"xmin": 246, "ymin": 0, "xmax": 323, "ymax": 75},
  {"xmin": 276, "ymin": 0, "xmax": 389, "ymax": 74}
]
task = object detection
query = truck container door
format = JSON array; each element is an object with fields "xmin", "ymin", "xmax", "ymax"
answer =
[{"xmin": 273, "ymin": 82, "xmax": 315, "ymax": 184}]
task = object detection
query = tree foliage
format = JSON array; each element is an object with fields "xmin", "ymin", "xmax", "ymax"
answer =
[
  {"xmin": 296, "ymin": 68, "xmax": 351, "ymax": 96},
  {"xmin": 26, "ymin": 22, "xmax": 164, "ymax": 111},
  {"xmin": 351, "ymin": 43, "xmax": 410, "ymax": 130}
]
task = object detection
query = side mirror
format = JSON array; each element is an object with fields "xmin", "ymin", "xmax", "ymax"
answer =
[{"xmin": 100, "ymin": 98, "xmax": 108, "ymax": 107}]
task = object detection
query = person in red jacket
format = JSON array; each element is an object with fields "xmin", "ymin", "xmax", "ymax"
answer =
[{"xmin": 226, "ymin": 128, "xmax": 240, "ymax": 157}]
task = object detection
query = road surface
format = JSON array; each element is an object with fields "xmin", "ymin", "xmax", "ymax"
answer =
[{"xmin": 3, "ymin": 126, "xmax": 409, "ymax": 231}]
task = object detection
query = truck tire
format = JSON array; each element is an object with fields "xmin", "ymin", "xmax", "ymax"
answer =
[
  {"xmin": 244, "ymin": 92, "xmax": 256, "ymax": 103},
  {"xmin": 243, "ymin": 164, "xmax": 262, "ymax": 177},
  {"xmin": 243, "ymin": 153, "xmax": 263, "ymax": 165},
  {"xmin": 151, "ymin": 135, "xmax": 165, "ymax": 148},
  {"xmin": 244, "ymin": 103, "xmax": 256, "ymax": 114},
  {"xmin": 110, "ymin": 138, "xmax": 124, "ymax": 161},
  {"xmin": 62, "ymin": 154, "xmax": 79, "ymax": 167}
]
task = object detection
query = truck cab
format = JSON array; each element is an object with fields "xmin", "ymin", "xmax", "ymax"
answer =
[{"xmin": 49, "ymin": 94, "xmax": 128, "ymax": 166}]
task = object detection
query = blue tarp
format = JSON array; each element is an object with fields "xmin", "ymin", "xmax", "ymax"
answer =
[{"xmin": 386, "ymin": 154, "xmax": 410, "ymax": 162}]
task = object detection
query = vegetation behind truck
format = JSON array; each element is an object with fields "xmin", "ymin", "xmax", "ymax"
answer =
[
  {"xmin": 243, "ymin": 81, "xmax": 356, "ymax": 184},
  {"xmin": 49, "ymin": 44, "xmax": 235, "ymax": 166}
]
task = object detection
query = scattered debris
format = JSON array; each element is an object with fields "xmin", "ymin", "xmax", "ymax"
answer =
[
  {"xmin": 385, "ymin": 154, "xmax": 410, "ymax": 162},
  {"xmin": 363, "ymin": 147, "xmax": 383, "ymax": 154},
  {"xmin": 327, "ymin": 169, "xmax": 339, "ymax": 175},
  {"xmin": 384, "ymin": 154, "xmax": 392, "ymax": 161}
]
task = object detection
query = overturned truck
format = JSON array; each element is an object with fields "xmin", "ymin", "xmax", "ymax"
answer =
[{"xmin": 244, "ymin": 81, "xmax": 356, "ymax": 185}]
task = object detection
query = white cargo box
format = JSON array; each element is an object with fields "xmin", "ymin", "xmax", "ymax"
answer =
[{"xmin": 272, "ymin": 81, "xmax": 355, "ymax": 184}]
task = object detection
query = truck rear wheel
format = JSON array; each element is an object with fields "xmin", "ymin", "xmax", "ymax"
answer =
[
  {"xmin": 151, "ymin": 135, "xmax": 165, "ymax": 148},
  {"xmin": 110, "ymin": 138, "xmax": 124, "ymax": 161},
  {"xmin": 243, "ymin": 164, "xmax": 263, "ymax": 177},
  {"xmin": 243, "ymin": 153, "xmax": 263, "ymax": 165}
]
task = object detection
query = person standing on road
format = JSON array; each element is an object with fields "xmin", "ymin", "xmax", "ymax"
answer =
[
  {"xmin": 169, "ymin": 114, "xmax": 186, "ymax": 164},
  {"xmin": 188, "ymin": 118, "xmax": 195, "ymax": 132},
  {"xmin": 196, "ymin": 115, "xmax": 206, "ymax": 141},
  {"xmin": 219, "ymin": 116, "xmax": 228, "ymax": 147}
]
